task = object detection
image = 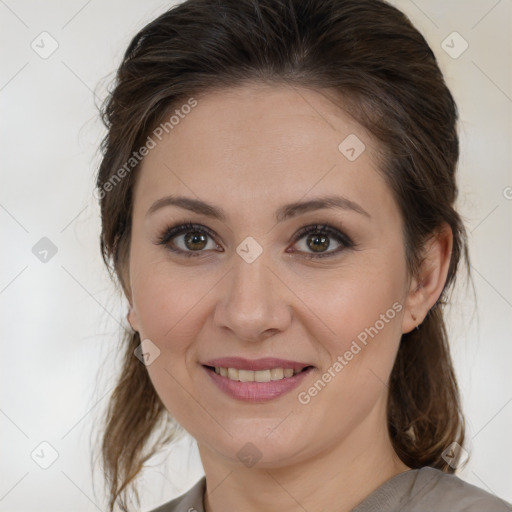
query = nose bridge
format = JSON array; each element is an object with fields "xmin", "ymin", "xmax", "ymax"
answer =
[{"xmin": 214, "ymin": 249, "xmax": 290, "ymax": 341}]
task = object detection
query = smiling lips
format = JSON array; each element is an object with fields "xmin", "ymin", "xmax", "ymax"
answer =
[{"xmin": 202, "ymin": 357, "xmax": 314, "ymax": 402}]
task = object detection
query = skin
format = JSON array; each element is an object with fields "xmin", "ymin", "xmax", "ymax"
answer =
[{"xmin": 126, "ymin": 84, "xmax": 453, "ymax": 512}]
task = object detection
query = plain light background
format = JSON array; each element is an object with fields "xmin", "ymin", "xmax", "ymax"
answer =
[{"xmin": 1, "ymin": 0, "xmax": 511, "ymax": 510}]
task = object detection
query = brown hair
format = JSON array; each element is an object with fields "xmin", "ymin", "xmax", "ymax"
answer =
[{"xmin": 94, "ymin": 0, "xmax": 469, "ymax": 510}]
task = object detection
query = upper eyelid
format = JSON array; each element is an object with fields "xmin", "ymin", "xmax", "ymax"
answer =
[
  {"xmin": 292, "ymin": 224, "xmax": 352, "ymax": 242},
  {"xmin": 157, "ymin": 222, "xmax": 218, "ymax": 245}
]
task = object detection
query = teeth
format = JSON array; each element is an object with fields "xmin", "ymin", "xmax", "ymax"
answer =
[
  {"xmin": 212, "ymin": 367, "xmax": 305, "ymax": 382},
  {"xmin": 270, "ymin": 368, "xmax": 284, "ymax": 380}
]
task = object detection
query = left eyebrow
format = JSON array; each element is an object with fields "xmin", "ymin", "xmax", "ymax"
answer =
[{"xmin": 275, "ymin": 195, "xmax": 371, "ymax": 222}]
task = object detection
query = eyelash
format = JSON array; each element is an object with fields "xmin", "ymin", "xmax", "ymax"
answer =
[{"xmin": 155, "ymin": 221, "xmax": 354, "ymax": 259}]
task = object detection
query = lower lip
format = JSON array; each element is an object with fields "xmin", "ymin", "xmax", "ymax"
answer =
[{"xmin": 203, "ymin": 365, "xmax": 314, "ymax": 403}]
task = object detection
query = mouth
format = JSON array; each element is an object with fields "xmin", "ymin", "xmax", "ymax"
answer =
[
  {"xmin": 201, "ymin": 357, "xmax": 315, "ymax": 402},
  {"xmin": 202, "ymin": 365, "xmax": 314, "ymax": 382}
]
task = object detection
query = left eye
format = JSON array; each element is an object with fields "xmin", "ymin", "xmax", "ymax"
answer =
[{"xmin": 288, "ymin": 224, "xmax": 353, "ymax": 259}]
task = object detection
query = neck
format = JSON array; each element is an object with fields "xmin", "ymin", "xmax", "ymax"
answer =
[{"xmin": 199, "ymin": 400, "xmax": 410, "ymax": 512}]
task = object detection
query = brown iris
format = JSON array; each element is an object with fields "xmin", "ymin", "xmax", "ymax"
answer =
[
  {"xmin": 184, "ymin": 231, "xmax": 208, "ymax": 251},
  {"xmin": 307, "ymin": 233, "xmax": 330, "ymax": 253}
]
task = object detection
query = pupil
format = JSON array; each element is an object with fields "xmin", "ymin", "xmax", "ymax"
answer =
[
  {"xmin": 308, "ymin": 234, "xmax": 329, "ymax": 252},
  {"xmin": 185, "ymin": 232, "xmax": 207, "ymax": 250}
]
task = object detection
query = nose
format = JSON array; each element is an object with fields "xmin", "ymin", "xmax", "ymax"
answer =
[{"xmin": 213, "ymin": 252, "xmax": 292, "ymax": 343}]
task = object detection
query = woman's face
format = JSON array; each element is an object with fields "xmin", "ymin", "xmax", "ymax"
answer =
[{"xmin": 127, "ymin": 84, "xmax": 413, "ymax": 468}]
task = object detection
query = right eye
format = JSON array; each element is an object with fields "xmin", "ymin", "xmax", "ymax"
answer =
[{"xmin": 156, "ymin": 222, "xmax": 223, "ymax": 257}]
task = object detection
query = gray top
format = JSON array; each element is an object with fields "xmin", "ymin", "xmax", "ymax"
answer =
[{"xmin": 148, "ymin": 466, "xmax": 512, "ymax": 512}]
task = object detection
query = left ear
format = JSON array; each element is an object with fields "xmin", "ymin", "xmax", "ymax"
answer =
[{"xmin": 402, "ymin": 223, "xmax": 453, "ymax": 334}]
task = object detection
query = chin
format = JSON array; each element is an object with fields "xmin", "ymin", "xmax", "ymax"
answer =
[{"xmin": 198, "ymin": 422, "xmax": 315, "ymax": 469}]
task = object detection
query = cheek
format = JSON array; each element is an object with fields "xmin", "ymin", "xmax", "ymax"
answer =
[
  {"xmin": 325, "ymin": 290, "xmax": 403, "ymax": 384},
  {"xmin": 129, "ymin": 259, "xmax": 210, "ymax": 423},
  {"xmin": 294, "ymin": 271, "xmax": 405, "ymax": 437},
  {"xmin": 130, "ymin": 253, "xmax": 216, "ymax": 347},
  {"xmin": 304, "ymin": 249, "xmax": 406, "ymax": 345},
  {"xmin": 302, "ymin": 249, "xmax": 406, "ymax": 401}
]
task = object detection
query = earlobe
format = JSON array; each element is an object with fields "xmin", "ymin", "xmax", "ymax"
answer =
[
  {"xmin": 402, "ymin": 307, "xmax": 420, "ymax": 334},
  {"xmin": 127, "ymin": 306, "xmax": 139, "ymax": 332},
  {"xmin": 402, "ymin": 224, "xmax": 453, "ymax": 334}
]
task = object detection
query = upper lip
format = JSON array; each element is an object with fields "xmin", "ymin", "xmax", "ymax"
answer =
[{"xmin": 203, "ymin": 357, "xmax": 313, "ymax": 372}]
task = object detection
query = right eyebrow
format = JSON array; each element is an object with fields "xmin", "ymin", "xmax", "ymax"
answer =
[{"xmin": 146, "ymin": 195, "xmax": 227, "ymax": 220}]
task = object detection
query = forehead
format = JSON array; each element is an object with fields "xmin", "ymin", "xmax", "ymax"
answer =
[{"xmin": 133, "ymin": 84, "xmax": 396, "ymax": 224}]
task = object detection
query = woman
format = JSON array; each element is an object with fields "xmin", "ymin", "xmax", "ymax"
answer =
[{"xmin": 95, "ymin": 0, "xmax": 512, "ymax": 511}]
